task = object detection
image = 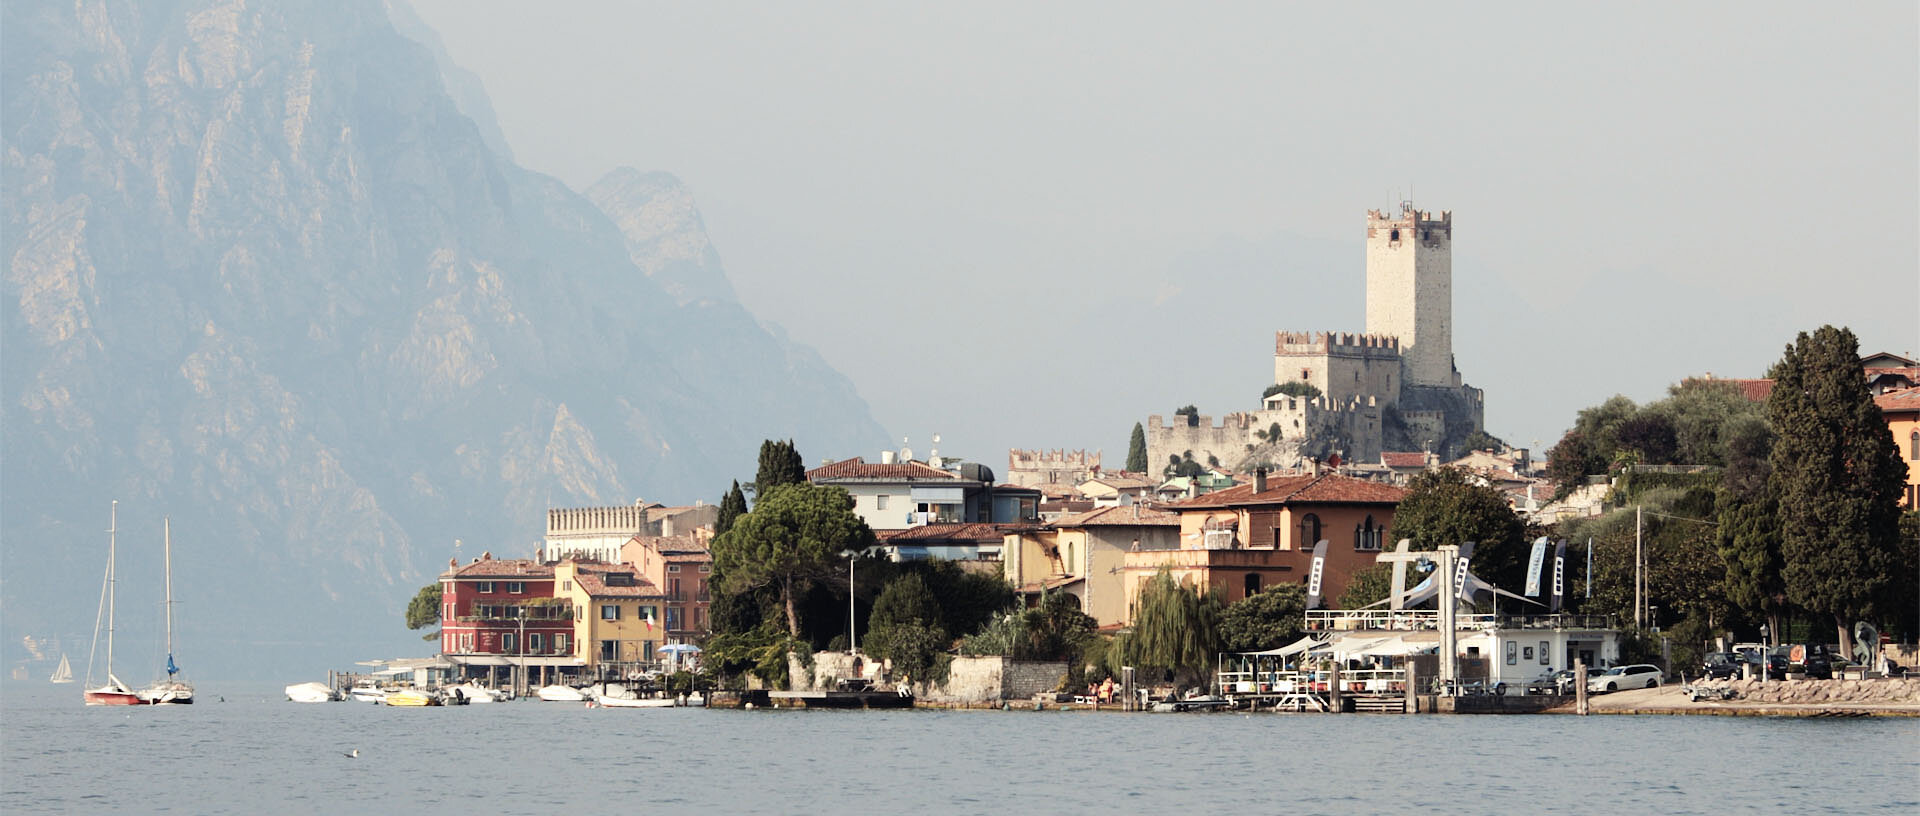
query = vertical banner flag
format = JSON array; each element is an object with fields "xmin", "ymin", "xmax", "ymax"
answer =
[
  {"xmin": 1453, "ymin": 542, "xmax": 1474, "ymax": 601},
  {"xmin": 1550, "ymin": 539, "xmax": 1568, "ymax": 612},
  {"xmin": 1304, "ymin": 540, "xmax": 1329, "ymax": 609},
  {"xmin": 1524, "ymin": 537, "xmax": 1550, "ymax": 597}
]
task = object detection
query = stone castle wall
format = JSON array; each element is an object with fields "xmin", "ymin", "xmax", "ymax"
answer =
[
  {"xmin": 1275, "ymin": 331, "xmax": 1403, "ymax": 409},
  {"xmin": 926, "ymin": 656, "xmax": 1070, "ymax": 703},
  {"xmin": 1007, "ymin": 448, "xmax": 1102, "ymax": 487}
]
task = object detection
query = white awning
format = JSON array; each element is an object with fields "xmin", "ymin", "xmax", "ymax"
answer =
[{"xmin": 1239, "ymin": 634, "xmax": 1329, "ymax": 657}]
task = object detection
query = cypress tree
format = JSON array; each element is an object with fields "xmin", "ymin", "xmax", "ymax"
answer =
[
  {"xmin": 1127, "ymin": 422, "xmax": 1148, "ymax": 473},
  {"xmin": 753, "ymin": 439, "xmax": 806, "ymax": 503},
  {"xmin": 1767, "ymin": 325, "xmax": 1905, "ymax": 655},
  {"xmin": 716, "ymin": 480, "xmax": 748, "ymax": 535}
]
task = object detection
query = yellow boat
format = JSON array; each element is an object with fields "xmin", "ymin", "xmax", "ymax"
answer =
[{"xmin": 384, "ymin": 688, "xmax": 438, "ymax": 706}]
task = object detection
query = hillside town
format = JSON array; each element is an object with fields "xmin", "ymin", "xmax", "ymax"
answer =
[{"xmin": 336, "ymin": 205, "xmax": 1918, "ymax": 715}]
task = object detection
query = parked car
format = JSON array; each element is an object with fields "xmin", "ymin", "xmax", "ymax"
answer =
[
  {"xmin": 1531, "ymin": 667, "xmax": 1606, "ymax": 694},
  {"xmin": 1589, "ymin": 664, "xmax": 1663, "ymax": 692},
  {"xmin": 1750, "ymin": 651, "xmax": 1789, "ymax": 678},
  {"xmin": 1701, "ymin": 652, "xmax": 1743, "ymax": 680}
]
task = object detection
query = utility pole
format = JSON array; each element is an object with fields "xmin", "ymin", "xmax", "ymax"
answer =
[{"xmin": 1634, "ymin": 505, "xmax": 1644, "ymax": 630}]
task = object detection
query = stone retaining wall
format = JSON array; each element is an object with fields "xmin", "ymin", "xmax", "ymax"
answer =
[
  {"xmin": 1721, "ymin": 677, "xmax": 1920, "ymax": 705},
  {"xmin": 925, "ymin": 656, "xmax": 1069, "ymax": 704}
]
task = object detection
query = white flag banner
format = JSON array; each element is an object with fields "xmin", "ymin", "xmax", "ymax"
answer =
[
  {"xmin": 1524, "ymin": 537, "xmax": 1550, "ymax": 596},
  {"xmin": 1304, "ymin": 540, "xmax": 1329, "ymax": 608}
]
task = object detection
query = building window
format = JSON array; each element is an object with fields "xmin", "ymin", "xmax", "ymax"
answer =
[
  {"xmin": 668, "ymin": 564, "xmax": 681, "ymax": 573},
  {"xmin": 507, "ymin": 581, "xmax": 524, "ymax": 594},
  {"xmin": 562, "ymin": 580, "xmax": 571, "ymax": 591},
  {"xmin": 877, "ymin": 495, "xmax": 890, "ymax": 510},
  {"xmin": 666, "ymin": 608, "xmax": 682, "ymax": 631},
  {"xmin": 601, "ymin": 604, "xmax": 620, "ymax": 620},
  {"xmin": 461, "ymin": 633, "xmax": 473, "ymax": 652},
  {"xmin": 1355, "ymin": 515, "xmax": 1381, "ymax": 551},
  {"xmin": 1245, "ymin": 573, "xmax": 1261, "ymax": 596},
  {"xmin": 555, "ymin": 633, "xmax": 568, "ymax": 654},
  {"xmin": 1298, "ymin": 514, "xmax": 1322, "ymax": 547},
  {"xmin": 639, "ymin": 606, "xmax": 659, "ymax": 627},
  {"xmin": 476, "ymin": 581, "xmax": 493, "ymax": 593},
  {"xmin": 528, "ymin": 633, "xmax": 544, "ymax": 653},
  {"xmin": 600, "ymin": 640, "xmax": 618, "ymax": 661},
  {"xmin": 698, "ymin": 565, "xmax": 710, "ymax": 573},
  {"xmin": 1389, "ymin": 228, "xmax": 1400, "ymax": 241},
  {"xmin": 1910, "ymin": 430, "xmax": 1918, "ymax": 460},
  {"xmin": 502, "ymin": 632, "xmax": 517, "ymax": 654}
]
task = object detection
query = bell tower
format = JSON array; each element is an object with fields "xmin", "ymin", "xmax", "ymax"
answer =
[{"xmin": 1364, "ymin": 203, "xmax": 1454, "ymax": 388}]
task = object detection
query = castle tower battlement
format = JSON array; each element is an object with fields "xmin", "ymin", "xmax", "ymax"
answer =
[
  {"xmin": 1006, "ymin": 448, "xmax": 1103, "ymax": 487},
  {"xmin": 1275, "ymin": 331, "xmax": 1403, "ymax": 357},
  {"xmin": 1366, "ymin": 203, "xmax": 1454, "ymax": 387}
]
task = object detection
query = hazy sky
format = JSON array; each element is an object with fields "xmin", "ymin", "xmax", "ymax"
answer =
[{"xmin": 411, "ymin": 0, "xmax": 1916, "ymax": 472}]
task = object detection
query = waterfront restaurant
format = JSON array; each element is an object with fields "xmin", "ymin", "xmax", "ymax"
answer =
[{"xmin": 438, "ymin": 554, "xmax": 580, "ymax": 690}]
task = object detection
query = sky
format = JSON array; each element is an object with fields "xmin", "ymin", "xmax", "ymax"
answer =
[{"xmin": 410, "ymin": 0, "xmax": 1917, "ymax": 472}]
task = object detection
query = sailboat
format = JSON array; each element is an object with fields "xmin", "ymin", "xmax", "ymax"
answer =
[
  {"xmin": 84, "ymin": 501, "xmax": 141, "ymax": 705},
  {"xmin": 50, "ymin": 654, "xmax": 73, "ymax": 684},
  {"xmin": 138, "ymin": 517, "xmax": 193, "ymax": 705}
]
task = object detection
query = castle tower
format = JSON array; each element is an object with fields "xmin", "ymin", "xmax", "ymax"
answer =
[{"xmin": 1364, "ymin": 204, "xmax": 1454, "ymax": 388}]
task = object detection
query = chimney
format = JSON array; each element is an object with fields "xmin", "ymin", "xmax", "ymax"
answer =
[{"xmin": 1254, "ymin": 468, "xmax": 1268, "ymax": 494}]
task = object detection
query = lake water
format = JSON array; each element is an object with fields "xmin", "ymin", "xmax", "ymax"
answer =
[{"xmin": 4, "ymin": 682, "xmax": 1916, "ymax": 814}]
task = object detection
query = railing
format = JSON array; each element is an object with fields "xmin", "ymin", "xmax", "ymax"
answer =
[
  {"xmin": 1304, "ymin": 609, "xmax": 1613, "ymax": 632},
  {"xmin": 1217, "ymin": 667, "xmax": 1408, "ymax": 696}
]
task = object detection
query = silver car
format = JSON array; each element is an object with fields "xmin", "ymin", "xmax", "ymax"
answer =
[{"xmin": 1588, "ymin": 663, "xmax": 1663, "ymax": 692}]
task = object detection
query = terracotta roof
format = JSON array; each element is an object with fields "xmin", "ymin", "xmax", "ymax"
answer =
[
  {"xmin": 1169, "ymin": 473, "xmax": 1408, "ymax": 509},
  {"xmin": 1876, "ymin": 387, "xmax": 1920, "ymax": 414},
  {"xmin": 1086, "ymin": 476, "xmax": 1154, "ymax": 490},
  {"xmin": 1380, "ymin": 451, "xmax": 1429, "ymax": 468},
  {"xmin": 571, "ymin": 563, "xmax": 663, "ymax": 598},
  {"xmin": 807, "ymin": 457, "xmax": 966, "ymax": 482},
  {"xmin": 631, "ymin": 533, "xmax": 710, "ymax": 554},
  {"xmin": 1030, "ymin": 483, "xmax": 1080, "ymax": 499},
  {"xmin": 444, "ymin": 558, "xmax": 553, "ymax": 579},
  {"xmin": 1014, "ymin": 576, "xmax": 1084, "ymax": 594},
  {"xmin": 876, "ymin": 522, "xmax": 1028, "ymax": 543},
  {"xmin": 662, "ymin": 550, "xmax": 712, "ymax": 563},
  {"xmin": 1049, "ymin": 505, "xmax": 1180, "ymax": 527}
]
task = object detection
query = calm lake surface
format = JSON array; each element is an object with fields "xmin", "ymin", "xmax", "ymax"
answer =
[{"xmin": 4, "ymin": 682, "xmax": 1916, "ymax": 815}]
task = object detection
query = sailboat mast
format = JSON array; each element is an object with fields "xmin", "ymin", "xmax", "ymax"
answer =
[
  {"xmin": 107, "ymin": 500, "xmax": 117, "ymax": 679},
  {"xmin": 164, "ymin": 517, "xmax": 174, "ymax": 669}
]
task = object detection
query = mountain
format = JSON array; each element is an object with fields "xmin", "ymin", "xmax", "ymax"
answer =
[{"xmin": 0, "ymin": 0, "xmax": 887, "ymax": 681}]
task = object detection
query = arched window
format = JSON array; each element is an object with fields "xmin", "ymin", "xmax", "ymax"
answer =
[
  {"xmin": 1354, "ymin": 515, "xmax": 1380, "ymax": 551},
  {"xmin": 1298, "ymin": 514, "xmax": 1322, "ymax": 548},
  {"xmin": 1910, "ymin": 430, "xmax": 1918, "ymax": 461},
  {"xmin": 1245, "ymin": 573, "xmax": 1261, "ymax": 597}
]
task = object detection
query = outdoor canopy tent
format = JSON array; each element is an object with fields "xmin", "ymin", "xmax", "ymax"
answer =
[{"xmin": 1237, "ymin": 634, "xmax": 1332, "ymax": 657}]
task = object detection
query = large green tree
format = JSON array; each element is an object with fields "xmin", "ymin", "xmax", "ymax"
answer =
[
  {"xmin": 1337, "ymin": 563, "xmax": 1395, "ymax": 610},
  {"xmin": 1716, "ymin": 491, "xmax": 1785, "ymax": 639},
  {"xmin": 405, "ymin": 583, "xmax": 442, "ymax": 641},
  {"xmin": 1219, "ymin": 584, "xmax": 1307, "ymax": 652},
  {"xmin": 752, "ymin": 439, "xmax": 806, "ymax": 502},
  {"xmin": 711, "ymin": 482, "xmax": 876, "ymax": 639},
  {"xmin": 1127, "ymin": 422, "xmax": 1148, "ymax": 473},
  {"xmin": 864, "ymin": 573, "xmax": 947, "ymax": 683},
  {"xmin": 1112, "ymin": 568, "xmax": 1222, "ymax": 686},
  {"xmin": 1391, "ymin": 467, "xmax": 1529, "ymax": 591},
  {"xmin": 1767, "ymin": 325, "xmax": 1906, "ymax": 655}
]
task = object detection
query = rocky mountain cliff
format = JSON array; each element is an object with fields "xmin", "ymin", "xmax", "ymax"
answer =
[{"xmin": 1, "ymin": 0, "xmax": 886, "ymax": 680}]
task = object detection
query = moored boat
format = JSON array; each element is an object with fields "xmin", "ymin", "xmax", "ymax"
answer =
[
  {"xmin": 285, "ymin": 681, "xmax": 339, "ymax": 703},
  {"xmin": 536, "ymin": 684, "xmax": 587, "ymax": 702},
  {"xmin": 50, "ymin": 654, "xmax": 74, "ymax": 684},
  {"xmin": 136, "ymin": 517, "xmax": 193, "ymax": 705},
  {"xmin": 84, "ymin": 501, "xmax": 141, "ymax": 706},
  {"xmin": 594, "ymin": 694, "xmax": 675, "ymax": 708},
  {"xmin": 384, "ymin": 688, "xmax": 438, "ymax": 706},
  {"xmin": 449, "ymin": 683, "xmax": 506, "ymax": 703},
  {"xmin": 347, "ymin": 686, "xmax": 389, "ymax": 703}
]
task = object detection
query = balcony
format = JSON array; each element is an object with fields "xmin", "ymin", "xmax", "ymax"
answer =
[{"xmin": 1303, "ymin": 609, "xmax": 1614, "ymax": 632}]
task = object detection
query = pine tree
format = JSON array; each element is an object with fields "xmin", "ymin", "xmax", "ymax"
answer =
[
  {"xmin": 1767, "ymin": 325, "xmax": 1905, "ymax": 655},
  {"xmin": 716, "ymin": 480, "xmax": 748, "ymax": 535},
  {"xmin": 1126, "ymin": 423, "xmax": 1148, "ymax": 473}
]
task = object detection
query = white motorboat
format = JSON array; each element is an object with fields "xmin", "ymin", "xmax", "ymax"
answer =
[
  {"xmin": 536, "ymin": 684, "xmax": 587, "ymax": 702},
  {"xmin": 594, "ymin": 694, "xmax": 675, "ymax": 708},
  {"xmin": 347, "ymin": 686, "xmax": 389, "ymax": 703},
  {"xmin": 448, "ymin": 683, "xmax": 507, "ymax": 703},
  {"xmin": 285, "ymin": 682, "xmax": 338, "ymax": 703}
]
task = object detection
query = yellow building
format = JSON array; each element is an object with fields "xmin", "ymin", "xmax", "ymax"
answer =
[
  {"xmin": 1002, "ymin": 506, "xmax": 1181, "ymax": 628},
  {"xmin": 1879, "ymin": 388, "xmax": 1920, "ymax": 508},
  {"xmin": 554, "ymin": 559, "xmax": 667, "ymax": 673}
]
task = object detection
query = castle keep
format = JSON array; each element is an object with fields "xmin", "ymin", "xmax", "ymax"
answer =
[{"xmin": 1146, "ymin": 204, "xmax": 1484, "ymax": 474}]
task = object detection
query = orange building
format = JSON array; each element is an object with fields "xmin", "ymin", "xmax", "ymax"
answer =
[
  {"xmin": 621, "ymin": 532, "xmax": 714, "ymax": 643},
  {"xmin": 1121, "ymin": 471, "xmax": 1406, "ymax": 620},
  {"xmin": 1878, "ymin": 388, "xmax": 1920, "ymax": 508}
]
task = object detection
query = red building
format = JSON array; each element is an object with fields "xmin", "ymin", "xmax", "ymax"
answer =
[{"xmin": 439, "ymin": 553, "xmax": 575, "ymax": 685}]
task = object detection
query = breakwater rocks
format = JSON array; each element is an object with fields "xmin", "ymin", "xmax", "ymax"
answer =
[{"xmin": 1721, "ymin": 677, "xmax": 1920, "ymax": 705}]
